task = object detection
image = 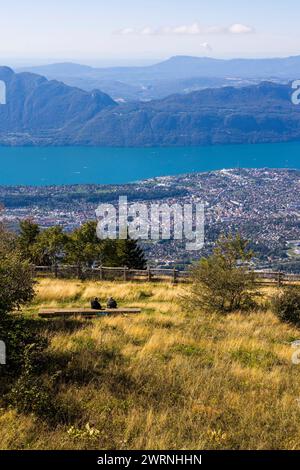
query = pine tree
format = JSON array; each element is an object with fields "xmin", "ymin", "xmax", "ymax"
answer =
[{"xmin": 116, "ymin": 238, "xmax": 147, "ymax": 269}]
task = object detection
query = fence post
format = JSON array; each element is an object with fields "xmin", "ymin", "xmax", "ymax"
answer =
[
  {"xmin": 77, "ymin": 265, "xmax": 82, "ymax": 280},
  {"xmin": 123, "ymin": 266, "xmax": 128, "ymax": 282},
  {"xmin": 147, "ymin": 265, "xmax": 152, "ymax": 282},
  {"xmin": 54, "ymin": 264, "xmax": 58, "ymax": 278},
  {"xmin": 277, "ymin": 271, "xmax": 283, "ymax": 288},
  {"xmin": 173, "ymin": 268, "xmax": 178, "ymax": 285}
]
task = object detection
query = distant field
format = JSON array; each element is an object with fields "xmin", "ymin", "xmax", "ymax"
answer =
[{"xmin": 2, "ymin": 278, "xmax": 300, "ymax": 450}]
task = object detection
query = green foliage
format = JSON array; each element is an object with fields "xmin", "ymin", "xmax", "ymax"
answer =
[
  {"xmin": 0, "ymin": 253, "xmax": 34, "ymax": 315},
  {"xmin": 65, "ymin": 221, "xmax": 104, "ymax": 268},
  {"xmin": 0, "ymin": 318, "xmax": 67, "ymax": 424},
  {"xmin": 16, "ymin": 220, "xmax": 147, "ymax": 271},
  {"xmin": 0, "ymin": 225, "xmax": 35, "ymax": 316},
  {"xmin": 272, "ymin": 287, "xmax": 300, "ymax": 326},
  {"xmin": 17, "ymin": 219, "xmax": 40, "ymax": 264},
  {"xmin": 7, "ymin": 343, "xmax": 78, "ymax": 425},
  {"xmin": 0, "ymin": 317, "xmax": 47, "ymax": 379},
  {"xmin": 8, "ymin": 345, "xmax": 54, "ymax": 414},
  {"xmin": 230, "ymin": 348, "xmax": 283, "ymax": 369},
  {"xmin": 114, "ymin": 239, "xmax": 147, "ymax": 269},
  {"xmin": 34, "ymin": 225, "xmax": 68, "ymax": 266},
  {"xmin": 189, "ymin": 233, "xmax": 259, "ymax": 313},
  {"xmin": 99, "ymin": 239, "xmax": 119, "ymax": 266},
  {"xmin": 98, "ymin": 238, "xmax": 147, "ymax": 269},
  {"xmin": 0, "ymin": 225, "xmax": 74, "ymax": 425},
  {"xmin": 214, "ymin": 233, "xmax": 254, "ymax": 267},
  {"xmin": 0, "ymin": 317, "xmax": 80, "ymax": 426}
]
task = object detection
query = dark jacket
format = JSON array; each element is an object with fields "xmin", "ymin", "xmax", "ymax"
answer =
[
  {"xmin": 91, "ymin": 300, "xmax": 102, "ymax": 310},
  {"xmin": 107, "ymin": 298, "xmax": 117, "ymax": 309}
]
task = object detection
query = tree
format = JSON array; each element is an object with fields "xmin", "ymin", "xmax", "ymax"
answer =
[
  {"xmin": 34, "ymin": 226, "xmax": 68, "ymax": 266},
  {"xmin": 100, "ymin": 239, "xmax": 120, "ymax": 267},
  {"xmin": 214, "ymin": 233, "xmax": 254, "ymax": 268},
  {"xmin": 86, "ymin": 237, "xmax": 147, "ymax": 269},
  {"xmin": 0, "ymin": 225, "xmax": 35, "ymax": 316},
  {"xmin": 115, "ymin": 239, "xmax": 147, "ymax": 269},
  {"xmin": 272, "ymin": 287, "xmax": 300, "ymax": 325},
  {"xmin": 17, "ymin": 219, "xmax": 40, "ymax": 264},
  {"xmin": 65, "ymin": 221, "xmax": 104, "ymax": 269},
  {"xmin": 189, "ymin": 233, "xmax": 258, "ymax": 313}
]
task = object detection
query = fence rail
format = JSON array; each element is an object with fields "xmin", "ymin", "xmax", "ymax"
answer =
[{"xmin": 33, "ymin": 265, "xmax": 300, "ymax": 286}]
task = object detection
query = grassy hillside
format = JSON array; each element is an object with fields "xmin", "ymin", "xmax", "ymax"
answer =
[{"xmin": 2, "ymin": 279, "xmax": 300, "ymax": 450}]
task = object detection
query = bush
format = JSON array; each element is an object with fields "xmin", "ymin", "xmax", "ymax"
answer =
[
  {"xmin": 0, "ymin": 319, "xmax": 70, "ymax": 424},
  {"xmin": 0, "ymin": 225, "xmax": 35, "ymax": 316},
  {"xmin": 272, "ymin": 287, "xmax": 300, "ymax": 325},
  {"xmin": 0, "ymin": 225, "xmax": 81, "ymax": 426},
  {"xmin": 4, "ymin": 335, "xmax": 80, "ymax": 425},
  {"xmin": 0, "ymin": 317, "xmax": 47, "ymax": 379},
  {"xmin": 188, "ymin": 233, "xmax": 259, "ymax": 313}
]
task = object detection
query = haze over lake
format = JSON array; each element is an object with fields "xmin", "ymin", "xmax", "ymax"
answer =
[{"xmin": 0, "ymin": 142, "xmax": 299, "ymax": 186}]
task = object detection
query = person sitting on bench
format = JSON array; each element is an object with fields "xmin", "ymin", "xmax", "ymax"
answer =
[
  {"xmin": 107, "ymin": 297, "xmax": 117, "ymax": 309},
  {"xmin": 91, "ymin": 297, "xmax": 102, "ymax": 310}
]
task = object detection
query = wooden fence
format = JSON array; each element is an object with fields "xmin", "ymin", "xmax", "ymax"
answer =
[
  {"xmin": 34, "ymin": 265, "xmax": 189, "ymax": 283},
  {"xmin": 33, "ymin": 265, "xmax": 300, "ymax": 286}
]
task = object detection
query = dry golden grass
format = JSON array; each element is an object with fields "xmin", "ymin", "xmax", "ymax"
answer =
[{"xmin": 2, "ymin": 278, "xmax": 300, "ymax": 450}]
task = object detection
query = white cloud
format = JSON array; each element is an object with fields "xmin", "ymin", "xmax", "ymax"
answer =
[
  {"xmin": 118, "ymin": 28, "xmax": 136, "ymax": 35},
  {"xmin": 172, "ymin": 23, "xmax": 202, "ymax": 35},
  {"xmin": 205, "ymin": 26, "xmax": 226, "ymax": 34},
  {"xmin": 200, "ymin": 42, "xmax": 212, "ymax": 52},
  {"xmin": 140, "ymin": 27, "xmax": 155, "ymax": 36},
  {"xmin": 117, "ymin": 22, "xmax": 254, "ymax": 37},
  {"xmin": 228, "ymin": 23, "xmax": 253, "ymax": 34}
]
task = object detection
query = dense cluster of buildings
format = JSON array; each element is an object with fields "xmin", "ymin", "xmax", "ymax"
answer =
[{"xmin": 0, "ymin": 168, "xmax": 299, "ymax": 271}]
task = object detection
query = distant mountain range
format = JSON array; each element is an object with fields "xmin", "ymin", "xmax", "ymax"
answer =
[
  {"xmin": 0, "ymin": 66, "xmax": 299, "ymax": 146},
  {"xmin": 17, "ymin": 55, "xmax": 300, "ymax": 101},
  {"xmin": 0, "ymin": 67, "xmax": 116, "ymax": 143}
]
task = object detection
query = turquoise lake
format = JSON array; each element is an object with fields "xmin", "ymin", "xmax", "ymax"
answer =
[{"xmin": 0, "ymin": 142, "xmax": 299, "ymax": 186}]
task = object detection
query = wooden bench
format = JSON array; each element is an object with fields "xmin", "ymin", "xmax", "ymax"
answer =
[{"xmin": 38, "ymin": 308, "xmax": 141, "ymax": 319}]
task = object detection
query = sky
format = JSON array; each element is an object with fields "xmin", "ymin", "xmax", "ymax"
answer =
[{"xmin": 0, "ymin": 0, "xmax": 300, "ymax": 65}]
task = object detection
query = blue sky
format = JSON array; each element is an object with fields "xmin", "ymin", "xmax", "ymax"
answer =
[{"xmin": 0, "ymin": 0, "xmax": 299, "ymax": 65}]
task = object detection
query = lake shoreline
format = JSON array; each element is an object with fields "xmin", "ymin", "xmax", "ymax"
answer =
[{"xmin": 0, "ymin": 142, "xmax": 300, "ymax": 186}]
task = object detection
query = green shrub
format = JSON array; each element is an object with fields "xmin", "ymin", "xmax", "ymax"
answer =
[
  {"xmin": 6, "ymin": 344, "xmax": 80, "ymax": 425},
  {"xmin": 188, "ymin": 233, "xmax": 260, "ymax": 313},
  {"xmin": 0, "ymin": 317, "xmax": 47, "ymax": 379},
  {"xmin": 272, "ymin": 287, "xmax": 300, "ymax": 326}
]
